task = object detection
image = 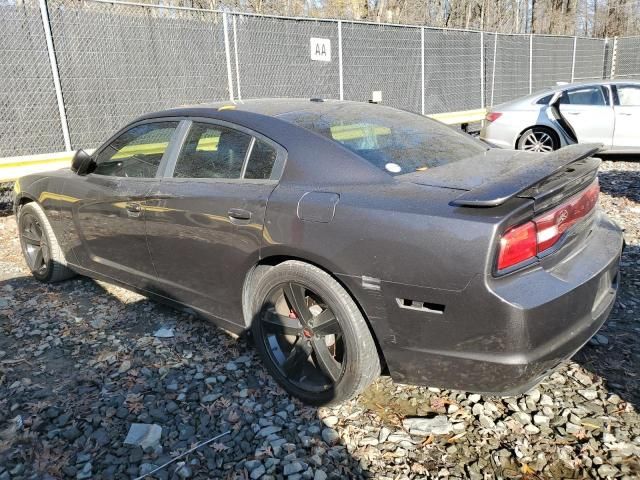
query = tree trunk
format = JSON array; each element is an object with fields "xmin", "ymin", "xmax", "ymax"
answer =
[{"xmin": 531, "ymin": 0, "xmax": 537, "ymax": 33}]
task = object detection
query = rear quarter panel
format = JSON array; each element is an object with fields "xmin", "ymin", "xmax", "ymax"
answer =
[
  {"xmin": 261, "ymin": 180, "xmax": 527, "ymax": 338},
  {"xmin": 263, "ymin": 181, "xmax": 502, "ymax": 291}
]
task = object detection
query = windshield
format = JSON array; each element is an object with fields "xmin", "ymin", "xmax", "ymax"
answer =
[{"xmin": 278, "ymin": 103, "xmax": 488, "ymax": 176}]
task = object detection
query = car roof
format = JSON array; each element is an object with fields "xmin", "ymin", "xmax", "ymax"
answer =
[
  {"xmin": 132, "ymin": 98, "xmax": 394, "ymax": 186},
  {"xmin": 138, "ymin": 98, "xmax": 365, "ymax": 121},
  {"xmin": 494, "ymin": 79, "xmax": 640, "ymax": 109},
  {"xmin": 548, "ymin": 78, "xmax": 640, "ymax": 90},
  {"xmin": 533, "ymin": 79, "xmax": 640, "ymax": 97}
]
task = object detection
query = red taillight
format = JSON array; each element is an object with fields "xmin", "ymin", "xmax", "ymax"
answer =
[
  {"xmin": 497, "ymin": 221, "xmax": 538, "ymax": 271},
  {"xmin": 497, "ymin": 180, "xmax": 600, "ymax": 272},
  {"xmin": 485, "ymin": 112, "xmax": 503, "ymax": 122},
  {"xmin": 534, "ymin": 181, "xmax": 600, "ymax": 252}
]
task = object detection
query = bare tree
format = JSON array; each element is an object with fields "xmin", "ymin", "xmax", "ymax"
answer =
[{"xmin": 147, "ymin": 0, "xmax": 640, "ymax": 36}]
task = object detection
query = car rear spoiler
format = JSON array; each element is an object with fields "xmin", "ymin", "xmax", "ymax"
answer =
[{"xmin": 451, "ymin": 144, "xmax": 602, "ymax": 207}]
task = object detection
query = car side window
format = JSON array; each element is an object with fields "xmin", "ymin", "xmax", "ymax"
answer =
[
  {"xmin": 617, "ymin": 85, "xmax": 640, "ymax": 106},
  {"xmin": 244, "ymin": 140, "xmax": 278, "ymax": 180},
  {"xmin": 560, "ymin": 87, "xmax": 606, "ymax": 106},
  {"xmin": 93, "ymin": 122, "xmax": 178, "ymax": 177},
  {"xmin": 173, "ymin": 123, "xmax": 252, "ymax": 179}
]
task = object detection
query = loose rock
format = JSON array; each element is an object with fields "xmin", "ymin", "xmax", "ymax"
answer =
[{"xmin": 0, "ymin": 159, "xmax": 638, "ymax": 479}]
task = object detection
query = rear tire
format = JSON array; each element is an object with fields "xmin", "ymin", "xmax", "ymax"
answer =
[
  {"xmin": 18, "ymin": 202, "xmax": 76, "ymax": 283},
  {"xmin": 517, "ymin": 127, "xmax": 559, "ymax": 152},
  {"xmin": 249, "ymin": 261, "xmax": 381, "ymax": 406}
]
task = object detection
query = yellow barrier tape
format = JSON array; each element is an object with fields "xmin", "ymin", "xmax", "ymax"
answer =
[
  {"xmin": 196, "ymin": 136, "xmax": 219, "ymax": 152},
  {"xmin": 330, "ymin": 124, "xmax": 391, "ymax": 141},
  {"xmin": 111, "ymin": 142, "xmax": 169, "ymax": 159},
  {"xmin": 111, "ymin": 137, "xmax": 220, "ymax": 158},
  {"xmin": 0, "ymin": 156, "xmax": 75, "ymax": 169},
  {"xmin": 428, "ymin": 108, "xmax": 487, "ymax": 125}
]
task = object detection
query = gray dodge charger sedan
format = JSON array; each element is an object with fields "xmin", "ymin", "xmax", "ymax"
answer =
[{"xmin": 14, "ymin": 99, "xmax": 623, "ymax": 405}]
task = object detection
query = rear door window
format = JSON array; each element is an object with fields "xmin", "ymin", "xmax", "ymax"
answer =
[
  {"xmin": 561, "ymin": 86, "xmax": 607, "ymax": 106},
  {"xmin": 617, "ymin": 85, "xmax": 640, "ymax": 106},
  {"xmin": 244, "ymin": 140, "xmax": 278, "ymax": 180},
  {"xmin": 173, "ymin": 123, "xmax": 252, "ymax": 179}
]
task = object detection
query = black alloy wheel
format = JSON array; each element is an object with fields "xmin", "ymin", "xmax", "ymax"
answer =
[
  {"xmin": 259, "ymin": 282, "xmax": 346, "ymax": 393},
  {"xmin": 250, "ymin": 261, "xmax": 381, "ymax": 405},
  {"xmin": 19, "ymin": 212, "xmax": 50, "ymax": 277},
  {"xmin": 17, "ymin": 202, "xmax": 75, "ymax": 283}
]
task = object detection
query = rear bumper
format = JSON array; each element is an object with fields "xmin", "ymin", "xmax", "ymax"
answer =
[
  {"xmin": 480, "ymin": 121, "xmax": 518, "ymax": 149},
  {"xmin": 345, "ymin": 211, "xmax": 623, "ymax": 395},
  {"xmin": 396, "ymin": 265, "xmax": 618, "ymax": 395}
]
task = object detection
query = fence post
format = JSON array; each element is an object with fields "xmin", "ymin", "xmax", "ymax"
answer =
[
  {"xmin": 610, "ymin": 37, "xmax": 618, "ymax": 78},
  {"xmin": 480, "ymin": 31, "xmax": 485, "ymax": 109},
  {"xmin": 490, "ymin": 33, "xmax": 498, "ymax": 107},
  {"xmin": 603, "ymin": 37, "xmax": 609, "ymax": 79},
  {"xmin": 232, "ymin": 15, "xmax": 242, "ymax": 101},
  {"xmin": 38, "ymin": 0, "xmax": 71, "ymax": 151},
  {"xmin": 222, "ymin": 12, "xmax": 235, "ymax": 102},
  {"xmin": 570, "ymin": 36, "xmax": 577, "ymax": 82},
  {"xmin": 421, "ymin": 27, "xmax": 425, "ymax": 115},
  {"xmin": 529, "ymin": 34, "xmax": 533, "ymax": 94},
  {"xmin": 338, "ymin": 20, "xmax": 344, "ymax": 101}
]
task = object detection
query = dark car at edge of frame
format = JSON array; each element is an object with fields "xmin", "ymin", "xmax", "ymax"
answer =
[{"xmin": 13, "ymin": 99, "xmax": 624, "ymax": 405}]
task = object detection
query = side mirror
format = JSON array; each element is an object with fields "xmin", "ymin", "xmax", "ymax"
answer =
[{"xmin": 71, "ymin": 149, "xmax": 95, "ymax": 175}]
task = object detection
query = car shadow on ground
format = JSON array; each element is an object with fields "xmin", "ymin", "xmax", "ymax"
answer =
[
  {"xmin": 599, "ymin": 154, "xmax": 640, "ymax": 163},
  {"xmin": 573, "ymin": 242, "xmax": 640, "ymax": 411},
  {"xmin": 0, "ymin": 272, "xmax": 370, "ymax": 479}
]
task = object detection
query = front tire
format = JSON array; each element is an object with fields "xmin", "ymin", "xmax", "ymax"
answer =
[
  {"xmin": 249, "ymin": 261, "xmax": 381, "ymax": 405},
  {"xmin": 18, "ymin": 202, "xmax": 76, "ymax": 283},
  {"xmin": 517, "ymin": 127, "xmax": 559, "ymax": 152}
]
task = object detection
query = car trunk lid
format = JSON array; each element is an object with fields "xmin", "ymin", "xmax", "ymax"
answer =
[{"xmin": 400, "ymin": 143, "xmax": 601, "ymax": 210}]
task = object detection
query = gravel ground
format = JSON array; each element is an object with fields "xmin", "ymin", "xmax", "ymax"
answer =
[{"xmin": 0, "ymin": 158, "xmax": 638, "ymax": 480}]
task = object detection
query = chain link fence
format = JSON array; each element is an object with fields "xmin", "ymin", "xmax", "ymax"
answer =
[
  {"xmin": 615, "ymin": 37, "xmax": 640, "ymax": 79},
  {"xmin": 47, "ymin": 0, "xmax": 229, "ymax": 148},
  {"xmin": 0, "ymin": 0, "xmax": 66, "ymax": 157},
  {"xmin": 343, "ymin": 23, "xmax": 422, "ymax": 114},
  {"xmin": 487, "ymin": 34, "xmax": 531, "ymax": 105},
  {"xmin": 574, "ymin": 37, "xmax": 608, "ymax": 81},
  {"xmin": 424, "ymin": 28, "xmax": 483, "ymax": 113},
  {"xmin": 235, "ymin": 15, "xmax": 340, "ymax": 101},
  {"xmin": 531, "ymin": 35, "xmax": 574, "ymax": 91},
  {"xmin": 1, "ymin": 0, "xmax": 639, "ymax": 158}
]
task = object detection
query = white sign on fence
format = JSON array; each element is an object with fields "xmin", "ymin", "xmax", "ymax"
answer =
[{"xmin": 310, "ymin": 38, "xmax": 331, "ymax": 62}]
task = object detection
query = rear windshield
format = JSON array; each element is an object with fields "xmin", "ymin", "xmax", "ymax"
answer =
[{"xmin": 278, "ymin": 103, "xmax": 488, "ymax": 176}]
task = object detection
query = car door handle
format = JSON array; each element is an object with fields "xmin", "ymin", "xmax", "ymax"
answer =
[
  {"xmin": 618, "ymin": 112, "xmax": 632, "ymax": 116},
  {"xmin": 228, "ymin": 208, "xmax": 252, "ymax": 221},
  {"xmin": 125, "ymin": 202, "xmax": 142, "ymax": 217},
  {"xmin": 565, "ymin": 112, "xmax": 581, "ymax": 115}
]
